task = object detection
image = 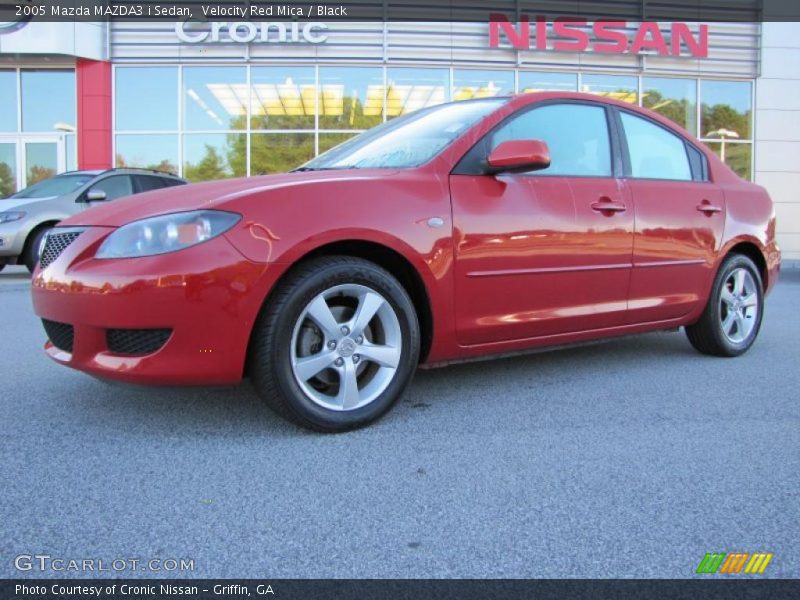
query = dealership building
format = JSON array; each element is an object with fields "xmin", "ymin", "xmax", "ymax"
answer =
[{"xmin": 0, "ymin": 18, "xmax": 799, "ymax": 262}]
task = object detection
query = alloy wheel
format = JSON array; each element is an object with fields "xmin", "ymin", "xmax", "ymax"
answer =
[
  {"xmin": 290, "ymin": 284, "xmax": 402, "ymax": 411},
  {"xmin": 719, "ymin": 267, "xmax": 759, "ymax": 344}
]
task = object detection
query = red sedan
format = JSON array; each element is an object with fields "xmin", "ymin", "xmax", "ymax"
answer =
[{"xmin": 32, "ymin": 92, "xmax": 780, "ymax": 431}]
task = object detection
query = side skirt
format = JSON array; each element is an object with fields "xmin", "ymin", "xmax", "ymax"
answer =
[{"xmin": 420, "ymin": 319, "xmax": 685, "ymax": 369}]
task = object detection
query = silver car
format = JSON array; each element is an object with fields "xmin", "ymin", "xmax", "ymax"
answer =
[{"xmin": 0, "ymin": 168, "xmax": 185, "ymax": 272}]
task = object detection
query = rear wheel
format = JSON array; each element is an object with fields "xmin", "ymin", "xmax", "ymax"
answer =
[
  {"xmin": 685, "ymin": 253, "xmax": 764, "ymax": 357},
  {"xmin": 249, "ymin": 256, "xmax": 420, "ymax": 432},
  {"xmin": 23, "ymin": 226, "xmax": 52, "ymax": 273}
]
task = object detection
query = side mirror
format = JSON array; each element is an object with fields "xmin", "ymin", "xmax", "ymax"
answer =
[
  {"xmin": 85, "ymin": 189, "xmax": 107, "ymax": 202},
  {"xmin": 486, "ymin": 140, "xmax": 551, "ymax": 174}
]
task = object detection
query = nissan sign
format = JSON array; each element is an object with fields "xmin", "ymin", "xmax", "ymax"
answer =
[{"xmin": 489, "ymin": 15, "xmax": 708, "ymax": 58}]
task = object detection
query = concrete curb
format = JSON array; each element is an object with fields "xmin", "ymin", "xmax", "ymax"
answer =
[{"xmin": 781, "ymin": 259, "xmax": 800, "ymax": 270}]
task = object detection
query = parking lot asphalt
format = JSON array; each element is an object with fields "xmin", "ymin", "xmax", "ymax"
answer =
[{"xmin": 1, "ymin": 266, "xmax": 798, "ymax": 579}]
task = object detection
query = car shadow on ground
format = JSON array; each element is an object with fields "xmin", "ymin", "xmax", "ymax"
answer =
[
  {"xmin": 62, "ymin": 329, "xmax": 697, "ymax": 438},
  {"xmin": 27, "ymin": 270, "xmax": 799, "ymax": 437}
]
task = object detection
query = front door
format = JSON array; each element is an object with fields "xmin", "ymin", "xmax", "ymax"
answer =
[
  {"xmin": 0, "ymin": 135, "xmax": 66, "ymax": 197},
  {"xmin": 450, "ymin": 101, "xmax": 634, "ymax": 346}
]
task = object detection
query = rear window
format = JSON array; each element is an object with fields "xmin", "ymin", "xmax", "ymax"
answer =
[
  {"xmin": 620, "ymin": 111, "xmax": 692, "ymax": 181},
  {"xmin": 136, "ymin": 175, "xmax": 168, "ymax": 192}
]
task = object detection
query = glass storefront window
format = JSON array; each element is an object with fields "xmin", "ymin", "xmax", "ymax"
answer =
[
  {"xmin": 453, "ymin": 69, "xmax": 514, "ymax": 101},
  {"xmin": 21, "ymin": 70, "xmax": 75, "ymax": 132},
  {"xmin": 318, "ymin": 133, "xmax": 360, "ymax": 154},
  {"xmin": 250, "ymin": 67, "xmax": 315, "ymax": 130},
  {"xmin": 25, "ymin": 142, "xmax": 58, "ymax": 185},
  {"xmin": 706, "ymin": 141, "xmax": 752, "ymax": 180},
  {"xmin": 116, "ymin": 68, "xmax": 178, "ymax": 131},
  {"xmin": 319, "ymin": 67, "xmax": 384, "ymax": 130},
  {"xmin": 0, "ymin": 70, "xmax": 17, "ymax": 132},
  {"xmin": 519, "ymin": 71, "xmax": 578, "ymax": 93},
  {"xmin": 183, "ymin": 67, "xmax": 247, "ymax": 132},
  {"xmin": 115, "ymin": 134, "xmax": 179, "ymax": 174},
  {"xmin": 107, "ymin": 66, "xmax": 759, "ymax": 181},
  {"xmin": 386, "ymin": 68, "xmax": 449, "ymax": 117},
  {"xmin": 581, "ymin": 74, "xmax": 638, "ymax": 104},
  {"xmin": 250, "ymin": 133, "xmax": 315, "ymax": 175},
  {"xmin": 0, "ymin": 143, "xmax": 17, "ymax": 197},
  {"xmin": 642, "ymin": 77, "xmax": 697, "ymax": 135},
  {"xmin": 701, "ymin": 80, "xmax": 752, "ymax": 140},
  {"xmin": 65, "ymin": 134, "xmax": 76, "ymax": 171},
  {"xmin": 183, "ymin": 133, "xmax": 246, "ymax": 182}
]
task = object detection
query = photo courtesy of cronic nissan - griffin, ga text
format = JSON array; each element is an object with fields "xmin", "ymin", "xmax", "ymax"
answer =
[{"xmin": 31, "ymin": 93, "xmax": 781, "ymax": 432}]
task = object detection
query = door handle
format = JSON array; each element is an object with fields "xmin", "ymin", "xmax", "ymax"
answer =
[
  {"xmin": 591, "ymin": 200, "xmax": 627, "ymax": 213},
  {"xmin": 696, "ymin": 201, "xmax": 722, "ymax": 214}
]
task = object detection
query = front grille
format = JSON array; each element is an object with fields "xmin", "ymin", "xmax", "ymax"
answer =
[
  {"xmin": 42, "ymin": 319, "xmax": 74, "ymax": 353},
  {"xmin": 39, "ymin": 229, "xmax": 83, "ymax": 269},
  {"xmin": 106, "ymin": 328, "xmax": 172, "ymax": 355}
]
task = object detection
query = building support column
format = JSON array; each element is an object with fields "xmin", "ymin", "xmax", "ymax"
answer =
[{"xmin": 76, "ymin": 58, "xmax": 112, "ymax": 170}]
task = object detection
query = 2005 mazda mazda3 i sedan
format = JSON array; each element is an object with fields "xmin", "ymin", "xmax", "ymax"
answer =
[{"xmin": 31, "ymin": 92, "xmax": 781, "ymax": 431}]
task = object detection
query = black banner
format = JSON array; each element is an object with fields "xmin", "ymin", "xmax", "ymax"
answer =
[
  {"xmin": 3, "ymin": 579, "xmax": 800, "ymax": 600},
  {"xmin": 1, "ymin": 0, "xmax": 800, "ymax": 23}
]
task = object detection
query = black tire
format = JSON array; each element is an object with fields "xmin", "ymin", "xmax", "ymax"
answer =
[
  {"xmin": 685, "ymin": 253, "xmax": 764, "ymax": 357},
  {"xmin": 23, "ymin": 226, "xmax": 52, "ymax": 273},
  {"xmin": 249, "ymin": 256, "xmax": 420, "ymax": 432},
  {"xmin": 0, "ymin": 264, "xmax": 4, "ymax": 273}
]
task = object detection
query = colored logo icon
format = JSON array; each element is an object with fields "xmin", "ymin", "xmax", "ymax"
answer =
[{"xmin": 697, "ymin": 552, "xmax": 773, "ymax": 574}]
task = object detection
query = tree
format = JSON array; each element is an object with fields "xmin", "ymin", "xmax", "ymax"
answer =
[
  {"xmin": 146, "ymin": 159, "xmax": 179, "ymax": 175},
  {"xmin": 183, "ymin": 144, "xmax": 229, "ymax": 182},
  {"xmin": 0, "ymin": 162, "xmax": 15, "ymax": 198},
  {"xmin": 642, "ymin": 88, "xmax": 695, "ymax": 131},
  {"xmin": 702, "ymin": 103, "xmax": 751, "ymax": 139},
  {"xmin": 27, "ymin": 165, "xmax": 55, "ymax": 185},
  {"xmin": 116, "ymin": 153, "xmax": 177, "ymax": 175},
  {"xmin": 238, "ymin": 133, "xmax": 315, "ymax": 176}
]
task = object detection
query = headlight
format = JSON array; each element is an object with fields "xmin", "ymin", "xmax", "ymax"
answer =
[
  {"xmin": 0, "ymin": 211, "xmax": 26, "ymax": 224},
  {"xmin": 95, "ymin": 210, "xmax": 241, "ymax": 259}
]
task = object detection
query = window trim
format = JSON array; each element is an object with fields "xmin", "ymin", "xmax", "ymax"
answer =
[
  {"xmin": 612, "ymin": 106, "xmax": 709, "ymax": 183},
  {"xmin": 452, "ymin": 99, "xmax": 619, "ymax": 179}
]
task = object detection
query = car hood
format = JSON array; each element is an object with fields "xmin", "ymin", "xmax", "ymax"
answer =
[
  {"xmin": 0, "ymin": 195, "xmax": 60, "ymax": 211},
  {"xmin": 59, "ymin": 169, "xmax": 399, "ymax": 228}
]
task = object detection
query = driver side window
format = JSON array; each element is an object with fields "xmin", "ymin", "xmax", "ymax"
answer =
[
  {"xmin": 90, "ymin": 175, "xmax": 133, "ymax": 202},
  {"xmin": 490, "ymin": 104, "xmax": 612, "ymax": 177}
]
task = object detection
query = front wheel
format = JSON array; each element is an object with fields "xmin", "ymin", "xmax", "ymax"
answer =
[
  {"xmin": 24, "ymin": 226, "xmax": 52, "ymax": 273},
  {"xmin": 685, "ymin": 254, "xmax": 764, "ymax": 357},
  {"xmin": 249, "ymin": 256, "xmax": 420, "ymax": 432}
]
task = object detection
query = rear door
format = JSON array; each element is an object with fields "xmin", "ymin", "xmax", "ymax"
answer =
[
  {"xmin": 450, "ymin": 101, "xmax": 634, "ymax": 345},
  {"xmin": 615, "ymin": 109, "xmax": 726, "ymax": 323}
]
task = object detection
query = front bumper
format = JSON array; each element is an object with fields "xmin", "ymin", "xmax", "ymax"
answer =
[
  {"xmin": 31, "ymin": 226, "xmax": 282, "ymax": 385},
  {"xmin": 0, "ymin": 219, "xmax": 32, "ymax": 262}
]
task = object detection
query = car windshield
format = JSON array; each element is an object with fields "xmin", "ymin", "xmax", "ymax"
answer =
[
  {"xmin": 11, "ymin": 174, "xmax": 94, "ymax": 199},
  {"xmin": 298, "ymin": 98, "xmax": 508, "ymax": 171}
]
